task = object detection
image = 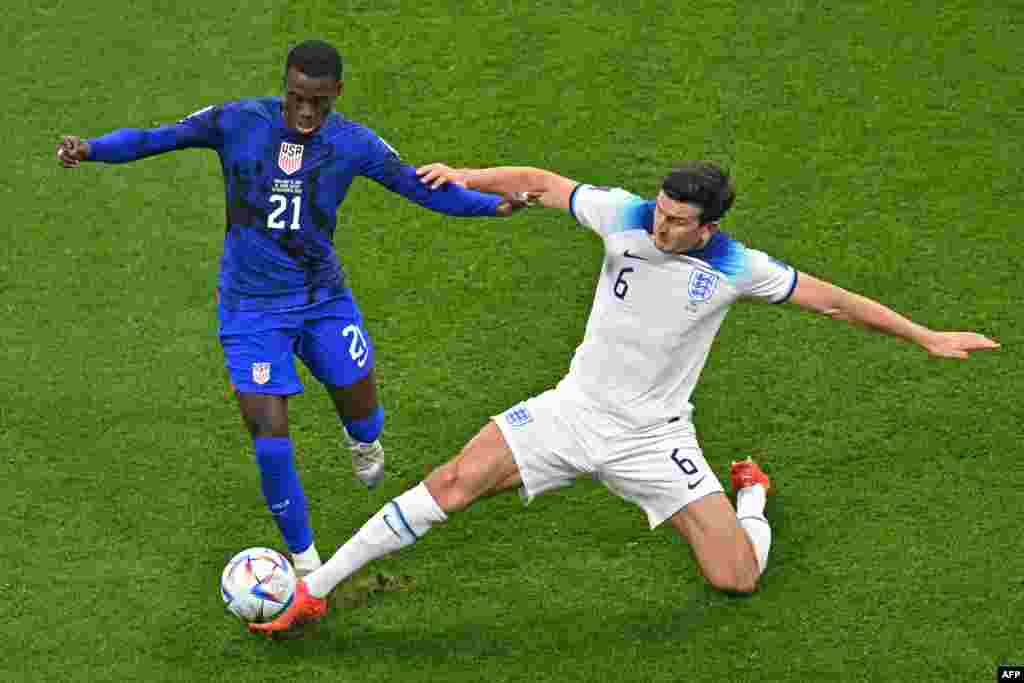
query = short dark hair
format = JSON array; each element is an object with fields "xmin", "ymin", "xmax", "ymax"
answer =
[
  {"xmin": 285, "ymin": 40, "xmax": 343, "ymax": 81},
  {"xmin": 661, "ymin": 161, "xmax": 735, "ymax": 224}
]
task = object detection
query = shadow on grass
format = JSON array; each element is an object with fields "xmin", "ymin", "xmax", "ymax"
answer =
[
  {"xmin": 224, "ymin": 495, "xmax": 804, "ymax": 663},
  {"xmin": 227, "ymin": 577, "xmax": 781, "ymax": 663}
]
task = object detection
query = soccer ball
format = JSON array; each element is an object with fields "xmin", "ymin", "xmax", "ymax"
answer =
[{"xmin": 220, "ymin": 547, "xmax": 296, "ymax": 623}]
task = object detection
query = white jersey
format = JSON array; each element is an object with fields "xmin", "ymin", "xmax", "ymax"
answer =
[{"xmin": 556, "ymin": 184, "xmax": 798, "ymax": 430}]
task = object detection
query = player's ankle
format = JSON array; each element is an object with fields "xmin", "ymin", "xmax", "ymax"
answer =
[{"xmin": 292, "ymin": 542, "xmax": 322, "ymax": 574}]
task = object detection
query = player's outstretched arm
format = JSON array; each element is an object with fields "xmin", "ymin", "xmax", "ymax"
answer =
[
  {"xmin": 788, "ymin": 272, "xmax": 1000, "ymax": 359},
  {"xmin": 417, "ymin": 164, "xmax": 578, "ymax": 212},
  {"xmin": 55, "ymin": 108, "xmax": 222, "ymax": 166}
]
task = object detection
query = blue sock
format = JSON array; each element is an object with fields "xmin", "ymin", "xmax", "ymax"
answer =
[
  {"xmin": 253, "ymin": 436, "xmax": 313, "ymax": 554},
  {"xmin": 343, "ymin": 405, "xmax": 385, "ymax": 444}
]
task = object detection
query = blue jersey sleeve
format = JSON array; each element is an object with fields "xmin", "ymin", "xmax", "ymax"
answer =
[
  {"xmin": 87, "ymin": 104, "xmax": 224, "ymax": 163},
  {"xmin": 359, "ymin": 133, "xmax": 501, "ymax": 217}
]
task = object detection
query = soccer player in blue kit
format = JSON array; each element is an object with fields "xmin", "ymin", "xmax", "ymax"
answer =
[{"xmin": 56, "ymin": 40, "xmax": 527, "ymax": 575}]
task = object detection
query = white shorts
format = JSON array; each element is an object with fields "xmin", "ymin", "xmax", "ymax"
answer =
[{"xmin": 492, "ymin": 389, "xmax": 724, "ymax": 529}]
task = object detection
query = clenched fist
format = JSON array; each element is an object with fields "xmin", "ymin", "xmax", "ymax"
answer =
[{"xmin": 56, "ymin": 135, "xmax": 91, "ymax": 168}]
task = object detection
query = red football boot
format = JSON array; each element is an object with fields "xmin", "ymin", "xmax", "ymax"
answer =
[
  {"xmin": 249, "ymin": 580, "xmax": 328, "ymax": 638},
  {"xmin": 730, "ymin": 457, "xmax": 772, "ymax": 495}
]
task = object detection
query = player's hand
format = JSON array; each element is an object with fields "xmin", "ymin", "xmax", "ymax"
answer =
[
  {"xmin": 920, "ymin": 331, "xmax": 1000, "ymax": 359},
  {"xmin": 57, "ymin": 136, "xmax": 90, "ymax": 168},
  {"xmin": 416, "ymin": 163, "xmax": 468, "ymax": 190},
  {"xmin": 495, "ymin": 192, "xmax": 541, "ymax": 216}
]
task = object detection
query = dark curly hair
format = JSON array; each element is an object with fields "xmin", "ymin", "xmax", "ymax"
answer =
[
  {"xmin": 285, "ymin": 40, "xmax": 343, "ymax": 82},
  {"xmin": 662, "ymin": 161, "xmax": 735, "ymax": 224}
]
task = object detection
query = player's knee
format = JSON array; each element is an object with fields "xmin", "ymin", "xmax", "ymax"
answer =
[
  {"xmin": 237, "ymin": 394, "xmax": 288, "ymax": 437},
  {"xmin": 344, "ymin": 406, "xmax": 384, "ymax": 444},
  {"xmin": 243, "ymin": 411, "xmax": 287, "ymax": 438},
  {"xmin": 702, "ymin": 564, "xmax": 759, "ymax": 595},
  {"xmin": 719, "ymin": 575, "xmax": 758, "ymax": 595},
  {"xmin": 425, "ymin": 460, "xmax": 474, "ymax": 513},
  {"xmin": 426, "ymin": 464, "xmax": 465, "ymax": 511}
]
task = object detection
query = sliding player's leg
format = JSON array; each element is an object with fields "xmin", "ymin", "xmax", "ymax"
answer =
[
  {"xmin": 249, "ymin": 420, "xmax": 523, "ymax": 635},
  {"xmin": 309, "ymin": 420, "xmax": 521, "ymax": 595},
  {"xmin": 667, "ymin": 459, "xmax": 772, "ymax": 595},
  {"xmin": 591, "ymin": 424, "xmax": 771, "ymax": 596},
  {"xmin": 250, "ymin": 391, "xmax": 587, "ymax": 636}
]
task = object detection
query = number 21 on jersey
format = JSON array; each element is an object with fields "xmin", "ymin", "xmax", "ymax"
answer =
[
  {"xmin": 268, "ymin": 194, "xmax": 301, "ymax": 230},
  {"xmin": 342, "ymin": 324, "xmax": 369, "ymax": 368}
]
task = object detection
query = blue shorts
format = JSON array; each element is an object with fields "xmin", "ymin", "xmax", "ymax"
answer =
[{"xmin": 219, "ymin": 288, "xmax": 375, "ymax": 395}]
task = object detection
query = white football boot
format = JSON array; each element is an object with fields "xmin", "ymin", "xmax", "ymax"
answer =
[{"xmin": 348, "ymin": 436, "xmax": 385, "ymax": 489}]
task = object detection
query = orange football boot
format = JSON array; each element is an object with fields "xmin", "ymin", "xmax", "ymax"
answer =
[
  {"xmin": 249, "ymin": 580, "xmax": 328, "ymax": 638},
  {"xmin": 730, "ymin": 457, "xmax": 772, "ymax": 495}
]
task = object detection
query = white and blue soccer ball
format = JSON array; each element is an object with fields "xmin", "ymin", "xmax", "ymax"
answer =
[{"xmin": 220, "ymin": 547, "xmax": 296, "ymax": 623}]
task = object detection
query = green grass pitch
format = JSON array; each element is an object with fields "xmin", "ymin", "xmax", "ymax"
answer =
[{"xmin": 5, "ymin": 1, "xmax": 1023, "ymax": 681}]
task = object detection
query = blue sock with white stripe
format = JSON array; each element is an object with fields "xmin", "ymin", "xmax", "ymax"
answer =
[
  {"xmin": 253, "ymin": 436, "xmax": 314, "ymax": 555},
  {"xmin": 304, "ymin": 482, "xmax": 447, "ymax": 598}
]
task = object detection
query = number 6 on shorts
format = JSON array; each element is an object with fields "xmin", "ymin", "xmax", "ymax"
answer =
[{"xmin": 670, "ymin": 448, "xmax": 699, "ymax": 475}]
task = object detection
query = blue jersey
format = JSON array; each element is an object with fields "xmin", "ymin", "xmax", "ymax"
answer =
[{"xmin": 87, "ymin": 98, "xmax": 503, "ymax": 310}]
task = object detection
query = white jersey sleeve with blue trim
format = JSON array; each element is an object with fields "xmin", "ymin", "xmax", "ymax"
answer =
[
  {"xmin": 569, "ymin": 184, "xmax": 647, "ymax": 238},
  {"xmin": 736, "ymin": 247, "xmax": 798, "ymax": 304}
]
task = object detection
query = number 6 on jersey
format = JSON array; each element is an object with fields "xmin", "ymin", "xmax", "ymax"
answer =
[{"xmin": 614, "ymin": 267, "xmax": 633, "ymax": 300}]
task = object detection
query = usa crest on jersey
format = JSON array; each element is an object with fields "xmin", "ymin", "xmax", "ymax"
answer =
[
  {"xmin": 278, "ymin": 143, "xmax": 304, "ymax": 175},
  {"xmin": 252, "ymin": 362, "xmax": 272, "ymax": 385},
  {"xmin": 688, "ymin": 270, "xmax": 719, "ymax": 303}
]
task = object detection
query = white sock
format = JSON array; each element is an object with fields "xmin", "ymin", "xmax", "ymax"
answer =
[
  {"xmin": 736, "ymin": 484, "xmax": 771, "ymax": 574},
  {"xmin": 291, "ymin": 542, "xmax": 321, "ymax": 574},
  {"xmin": 305, "ymin": 482, "xmax": 447, "ymax": 598}
]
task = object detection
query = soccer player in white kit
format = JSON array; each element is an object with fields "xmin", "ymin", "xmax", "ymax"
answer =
[{"xmin": 251, "ymin": 160, "xmax": 1000, "ymax": 636}]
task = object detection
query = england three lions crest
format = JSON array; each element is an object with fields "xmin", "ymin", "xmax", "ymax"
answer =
[
  {"xmin": 278, "ymin": 142, "xmax": 304, "ymax": 175},
  {"xmin": 503, "ymin": 403, "xmax": 533, "ymax": 427},
  {"xmin": 688, "ymin": 270, "xmax": 719, "ymax": 303}
]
